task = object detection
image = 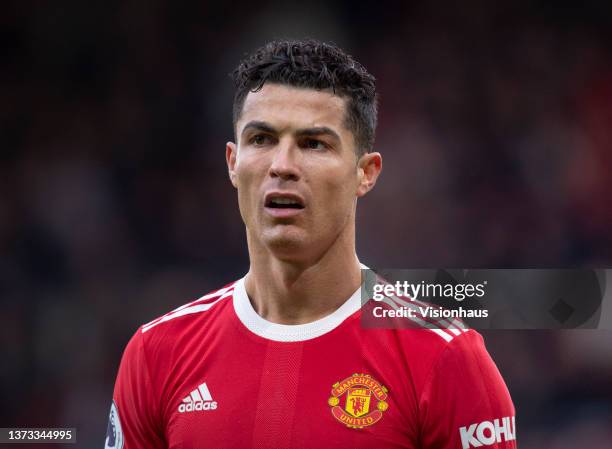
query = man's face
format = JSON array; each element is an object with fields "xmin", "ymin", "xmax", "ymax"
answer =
[{"xmin": 226, "ymin": 83, "xmax": 380, "ymax": 262}]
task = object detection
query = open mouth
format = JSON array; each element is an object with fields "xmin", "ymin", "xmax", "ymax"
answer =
[
  {"xmin": 266, "ymin": 198, "xmax": 304, "ymax": 209},
  {"xmin": 264, "ymin": 193, "xmax": 305, "ymax": 211}
]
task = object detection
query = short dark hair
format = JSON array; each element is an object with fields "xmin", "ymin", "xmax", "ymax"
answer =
[{"xmin": 230, "ymin": 39, "xmax": 378, "ymax": 155}]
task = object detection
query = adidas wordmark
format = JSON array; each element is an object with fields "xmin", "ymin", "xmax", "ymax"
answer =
[{"xmin": 178, "ymin": 383, "xmax": 218, "ymax": 413}]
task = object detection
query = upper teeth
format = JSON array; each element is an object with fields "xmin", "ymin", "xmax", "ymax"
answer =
[{"xmin": 273, "ymin": 198, "xmax": 298, "ymax": 205}]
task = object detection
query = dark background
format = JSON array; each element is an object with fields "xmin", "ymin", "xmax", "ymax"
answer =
[{"xmin": 1, "ymin": 1, "xmax": 611, "ymax": 447}]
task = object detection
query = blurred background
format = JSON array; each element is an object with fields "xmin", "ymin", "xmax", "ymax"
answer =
[{"xmin": 1, "ymin": 0, "xmax": 611, "ymax": 447}]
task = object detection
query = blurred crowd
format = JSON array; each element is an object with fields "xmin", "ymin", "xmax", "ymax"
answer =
[{"xmin": 1, "ymin": 1, "xmax": 611, "ymax": 447}]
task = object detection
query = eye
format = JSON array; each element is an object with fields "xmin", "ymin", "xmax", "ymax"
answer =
[
  {"xmin": 302, "ymin": 138, "xmax": 327, "ymax": 150},
  {"xmin": 250, "ymin": 134, "xmax": 274, "ymax": 146}
]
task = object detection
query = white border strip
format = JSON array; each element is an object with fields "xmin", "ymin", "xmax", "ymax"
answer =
[{"xmin": 142, "ymin": 290, "xmax": 233, "ymax": 333}]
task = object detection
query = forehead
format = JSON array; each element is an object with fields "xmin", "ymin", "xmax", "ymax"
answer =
[{"xmin": 237, "ymin": 83, "xmax": 350, "ymax": 137}]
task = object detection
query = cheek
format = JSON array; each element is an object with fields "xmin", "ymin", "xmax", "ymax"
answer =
[
  {"xmin": 235, "ymin": 157, "xmax": 264, "ymax": 195},
  {"xmin": 316, "ymin": 170, "xmax": 358, "ymax": 215},
  {"xmin": 234, "ymin": 164, "xmax": 262, "ymax": 218}
]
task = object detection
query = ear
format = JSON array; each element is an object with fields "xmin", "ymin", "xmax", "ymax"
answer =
[
  {"xmin": 356, "ymin": 151, "xmax": 382, "ymax": 197},
  {"xmin": 226, "ymin": 141, "xmax": 238, "ymax": 188}
]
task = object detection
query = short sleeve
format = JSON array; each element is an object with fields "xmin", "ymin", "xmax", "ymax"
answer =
[
  {"xmin": 104, "ymin": 328, "xmax": 165, "ymax": 449},
  {"xmin": 418, "ymin": 331, "xmax": 517, "ymax": 449}
]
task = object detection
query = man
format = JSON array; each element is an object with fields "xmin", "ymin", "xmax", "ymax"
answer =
[{"xmin": 105, "ymin": 39, "xmax": 516, "ymax": 449}]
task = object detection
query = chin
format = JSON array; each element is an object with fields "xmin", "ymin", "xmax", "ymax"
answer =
[{"xmin": 263, "ymin": 228, "xmax": 310, "ymax": 258}]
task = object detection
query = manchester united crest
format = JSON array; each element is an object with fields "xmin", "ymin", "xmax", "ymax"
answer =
[{"xmin": 328, "ymin": 373, "xmax": 389, "ymax": 429}]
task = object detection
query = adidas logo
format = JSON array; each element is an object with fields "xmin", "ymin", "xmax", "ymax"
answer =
[{"xmin": 178, "ymin": 382, "xmax": 218, "ymax": 413}]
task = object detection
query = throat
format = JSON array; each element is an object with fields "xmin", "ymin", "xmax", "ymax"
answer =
[{"xmin": 244, "ymin": 259, "xmax": 362, "ymax": 325}]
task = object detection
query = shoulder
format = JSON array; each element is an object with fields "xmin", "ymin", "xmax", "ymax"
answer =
[
  {"xmin": 406, "ymin": 327, "xmax": 489, "ymax": 384},
  {"xmin": 113, "ymin": 281, "xmax": 240, "ymax": 416},
  {"xmin": 362, "ymin": 294, "xmax": 477, "ymax": 359},
  {"xmin": 360, "ymin": 274, "xmax": 487, "ymax": 375},
  {"xmin": 360, "ymin": 301, "xmax": 487, "ymax": 393},
  {"xmin": 391, "ymin": 323, "xmax": 484, "ymax": 382},
  {"xmin": 138, "ymin": 280, "xmax": 238, "ymax": 343}
]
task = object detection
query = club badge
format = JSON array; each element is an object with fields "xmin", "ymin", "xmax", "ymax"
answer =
[{"xmin": 328, "ymin": 373, "xmax": 389, "ymax": 429}]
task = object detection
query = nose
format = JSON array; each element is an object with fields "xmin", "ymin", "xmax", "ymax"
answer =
[{"xmin": 268, "ymin": 141, "xmax": 301, "ymax": 181}]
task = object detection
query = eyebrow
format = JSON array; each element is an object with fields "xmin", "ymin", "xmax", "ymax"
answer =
[
  {"xmin": 241, "ymin": 121, "xmax": 341, "ymax": 142},
  {"xmin": 241, "ymin": 121, "xmax": 276, "ymax": 136},
  {"xmin": 299, "ymin": 126, "xmax": 341, "ymax": 142}
]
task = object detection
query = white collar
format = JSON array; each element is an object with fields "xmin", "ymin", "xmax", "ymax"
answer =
[{"xmin": 232, "ymin": 274, "xmax": 362, "ymax": 342}]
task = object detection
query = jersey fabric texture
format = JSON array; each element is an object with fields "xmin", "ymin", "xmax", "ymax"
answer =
[{"xmin": 106, "ymin": 277, "xmax": 517, "ymax": 449}]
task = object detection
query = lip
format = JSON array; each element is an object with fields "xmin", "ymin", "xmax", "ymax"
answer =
[{"xmin": 264, "ymin": 191, "xmax": 306, "ymax": 218}]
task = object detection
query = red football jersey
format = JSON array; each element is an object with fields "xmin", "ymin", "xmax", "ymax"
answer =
[{"xmin": 105, "ymin": 277, "xmax": 517, "ymax": 449}]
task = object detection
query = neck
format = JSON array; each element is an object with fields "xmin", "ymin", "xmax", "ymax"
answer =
[{"xmin": 244, "ymin": 225, "xmax": 362, "ymax": 325}]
